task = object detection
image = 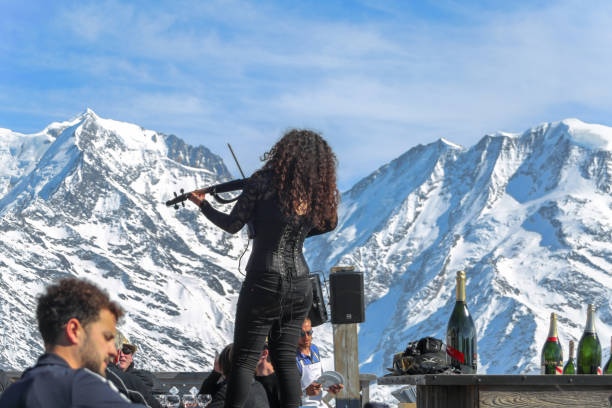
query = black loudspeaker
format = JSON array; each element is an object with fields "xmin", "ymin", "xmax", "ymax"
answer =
[
  {"xmin": 308, "ymin": 273, "xmax": 328, "ymax": 327},
  {"xmin": 329, "ymin": 269, "xmax": 365, "ymax": 324}
]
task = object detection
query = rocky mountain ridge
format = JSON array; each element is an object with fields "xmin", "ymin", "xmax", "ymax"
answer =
[
  {"xmin": 1, "ymin": 112, "xmax": 610, "ymax": 386},
  {"xmin": 305, "ymin": 118, "xmax": 612, "ymax": 376}
]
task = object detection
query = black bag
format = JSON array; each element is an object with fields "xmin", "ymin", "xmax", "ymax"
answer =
[
  {"xmin": 308, "ymin": 273, "xmax": 328, "ymax": 327},
  {"xmin": 392, "ymin": 337, "xmax": 457, "ymax": 375}
]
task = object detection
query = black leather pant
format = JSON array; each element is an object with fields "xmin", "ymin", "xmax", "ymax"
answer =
[{"xmin": 225, "ymin": 271, "xmax": 312, "ymax": 408}]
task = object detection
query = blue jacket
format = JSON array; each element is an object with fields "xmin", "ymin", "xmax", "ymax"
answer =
[{"xmin": 0, "ymin": 353, "xmax": 144, "ymax": 408}]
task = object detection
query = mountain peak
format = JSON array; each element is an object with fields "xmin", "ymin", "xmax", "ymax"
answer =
[
  {"xmin": 556, "ymin": 118, "xmax": 612, "ymax": 151},
  {"xmin": 82, "ymin": 107, "xmax": 99, "ymax": 119},
  {"xmin": 438, "ymin": 138, "xmax": 463, "ymax": 149}
]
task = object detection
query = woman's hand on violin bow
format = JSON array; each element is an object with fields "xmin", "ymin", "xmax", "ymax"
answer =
[{"xmin": 188, "ymin": 189, "xmax": 207, "ymax": 207}]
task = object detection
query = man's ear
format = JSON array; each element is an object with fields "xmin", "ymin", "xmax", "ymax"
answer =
[{"xmin": 64, "ymin": 318, "xmax": 83, "ymax": 345}]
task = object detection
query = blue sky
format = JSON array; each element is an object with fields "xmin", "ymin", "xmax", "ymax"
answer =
[{"xmin": 1, "ymin": 0, "xmax": 612, "ymax": 190}]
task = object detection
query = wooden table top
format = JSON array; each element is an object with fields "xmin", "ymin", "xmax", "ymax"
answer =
[{"xmin": 378, "ymin": 374, "xmax": 612, "ymax": 386}]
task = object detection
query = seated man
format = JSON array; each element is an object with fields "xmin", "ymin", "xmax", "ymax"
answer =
[
  {"xmin": 115, "ymin": 332, "xmax": 156, "ymax": 389},
  {"xmin": 106, "ymin": 331, "xmax": 160, "ymax": 408},
  {"xmin": 0, "ymin": 277, "xmax": 143, "ymax": 407},
  {"xmin": 296, "ymin": 317, "xmax": 343, "ymax": 407}
]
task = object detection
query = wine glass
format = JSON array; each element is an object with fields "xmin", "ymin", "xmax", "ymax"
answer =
[
  {"xmin": 196, "ymin": 394, "xmax": 212, "ymax": 407},
  {"xmin": 182, "ymin": 394, "xmax": 198, "ymax": 408},
  {"xmin": 165, "ymin": 394, "xmax": 181, "ymax": 408},
  {"xmin": 154, "ymin": 394, "xmax": 166, "ymax": 407}
]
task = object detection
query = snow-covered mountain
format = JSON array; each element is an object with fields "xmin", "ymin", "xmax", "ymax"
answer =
[
  {"xmin": 306, "ymin": 118, "xmax": 612, "ymax": 377},
  {"xmin": 0, "ymin": 109, "xmax": 246, "ymax": 371},
  {"xmin": 1, "ymin": 112, "xmax": 611, "ymax": 390}
]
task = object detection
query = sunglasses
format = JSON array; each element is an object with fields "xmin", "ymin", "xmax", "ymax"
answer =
[
  {"xmin": 300, "ymin": 329, "xmax": 313, "ymax": 337},
  {"xmin": 121, "ymin": 345, "xmax": 135, "ymax": 355}
]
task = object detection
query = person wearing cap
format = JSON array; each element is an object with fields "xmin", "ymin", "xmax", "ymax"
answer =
[
  {"xmin": 116, "ymin": 332, "xmax": 137, "ymax": 370},
  {"xmin": 114, "ymin": 332, "xmax": 157, "ymax": 388},
  {"xmin": 106, "ymin": 331, "xmax": 161, "ymax": 408}
]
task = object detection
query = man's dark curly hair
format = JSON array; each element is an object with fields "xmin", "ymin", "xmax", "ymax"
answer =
[
  {"xmin": 36, "ymin": 278, "xmax": 123, "ymax": 346},
  {"xmin": 261, "ymin": 129, "xmax": 339, "ymax": 229}
]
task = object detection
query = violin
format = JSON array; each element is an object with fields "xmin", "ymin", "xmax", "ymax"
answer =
[{"xmin": 165, "ymin": 178, "xmax": 247, "ymax": 209}]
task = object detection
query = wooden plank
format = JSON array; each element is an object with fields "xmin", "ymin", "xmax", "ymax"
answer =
[
  {"xmin": 153, "ymin": 371, "xmax": 209, "ymax": 380},
  {"xmin": 334, "ymin": 323, "xmax": 361, "ymax": 408},
  {"xmin": 378, "ymin": 374, "xmax": 612, "ymax": 386},
  {"xmin": 360, "ymin": 373, "xmax": 377, "ymax": 405},
  {"xmin": 479, "ymin": 390, "xmax": 612, "ymax": 408},
  {"xmin": 417, "ymin": 385, "xmax": 478, "ymax": 408}
]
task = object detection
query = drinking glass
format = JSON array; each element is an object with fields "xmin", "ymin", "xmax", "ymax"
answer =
[
  {"xmin": 165, "ymin": 394, "xmax": 181, "ymax": 408},
  {"xmin": 182, "ymin": 394, "xmax": 197, "ymax": 408},
  {"xmin": 197, "ymin": 394, "xmax": 212, "ymax": 407}
]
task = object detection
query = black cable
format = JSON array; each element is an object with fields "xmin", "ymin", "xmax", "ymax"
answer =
[{"xmin": 237, "ymin": 237, "xmax": 249, "ymax": 277}]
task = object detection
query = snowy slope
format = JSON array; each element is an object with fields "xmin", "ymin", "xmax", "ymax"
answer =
[
  {"xmin": 0, "ymin": 109, "xmax": 246, "ymax": 371},
  {"xmin": 306, "ymin": 119, "xmax": 612, "ymax": 377}
]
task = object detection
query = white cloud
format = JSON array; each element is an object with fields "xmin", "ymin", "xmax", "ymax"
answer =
[{"xmin": 3, "ymin": 0, "xmax": 612, "ymax": 189}]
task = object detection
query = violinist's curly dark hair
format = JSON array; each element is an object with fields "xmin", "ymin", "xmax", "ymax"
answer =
[{"xmin": 261, "ymin": 129, "xmax": 339, "ymax": 229}]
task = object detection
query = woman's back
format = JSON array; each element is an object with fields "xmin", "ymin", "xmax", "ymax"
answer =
[{"xmin": 201, "ymin": 170, "xmax": 335, "ymax": 277}]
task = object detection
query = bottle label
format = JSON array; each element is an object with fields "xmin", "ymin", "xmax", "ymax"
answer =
[
  {"xmin": 541, "ymin": 362, "xmax": 563, "ymax": 375},
  {"xmin": 446, "ymin": 345, "xmax": 465, "ymax": 363},
  {"xmin": 597, "ymin": 367, "xmax": 602, "ymax": 375},
  {"xmin": 546, "ymin": 337, "xmax": 558, "ymax": 342}
]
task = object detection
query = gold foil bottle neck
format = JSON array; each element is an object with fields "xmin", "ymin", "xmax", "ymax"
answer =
[
  {"xmin": 569, "ymin": 340, "xmax": 575, "ymax": 358},
  {"xmin": 455, "ymin": 270, "xmax": 466, "ymax": 302}
]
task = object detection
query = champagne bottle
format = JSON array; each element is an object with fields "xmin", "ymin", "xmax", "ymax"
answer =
[
  {"xmin": 446, "ymin": 270, "xmax": 477, "ymax": 373},
  {"xmin": 541, "ymin": 312, "xmax": 563, "ymax": 374},
  {"xmin": 603, "ymin": 336, "xmax": 612, "ymax": 374},
  {"xmin": 563, "ymin": 340, "xmax": 576, "ymax": 374},
  {"xmin": 577, "ymin": 304, "xmax": 602, "ymax": 374}
]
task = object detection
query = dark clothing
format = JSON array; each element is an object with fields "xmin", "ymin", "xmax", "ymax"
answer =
[
  {"xmin": 106, "ymin": 365, "xmax": 161, "ymax": 408},
  {"xmin": 207, "ymin": 378, "xmax": 270, "ymax": 408},
  {"xmin": 199, "ymin": 371, "xmax": 224, "ymax": 396},
  {"xmin": 199, "ymin": 170, "xmax": 336, "ymax": 408},
  {"xmin": 125, "ymin": 362, "xmax": 156, "ymax": 390},
  {"xmin": 254, "ymin": 373, "xmax": 280, "ymax": 408},
  {"xmin": 0, "ymin": 353, "xmax": 142, "ymax": 408},
  {"xmin": 200, "ymin": 170, "xmax": 334, "ymax": 278},
  {"xmin": 0, "ymin": 370, "xmax": 11, "ymax": 394},
  {"xmin": 229, "ymin": 272, "xmax": 311, "ymax": 408}
]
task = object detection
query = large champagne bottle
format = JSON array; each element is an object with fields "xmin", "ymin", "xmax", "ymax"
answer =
[
  {"xmin": 603, "ymin": 336, "xmax": 612, "ymax": 374},
  {"xmin": 577, "ymin": 304, "xmax": 602, "ymax": 374},
  {"xmin": 541, "ymin": 312, "xmax": 563, "ymax": 374},
  {"xmin": 563, "ymin": 340, "xmax": 576, "ymax": 374},
  {"xmin": 446, "ymin": 270, "xmax": 477, "ymax": 373}
]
